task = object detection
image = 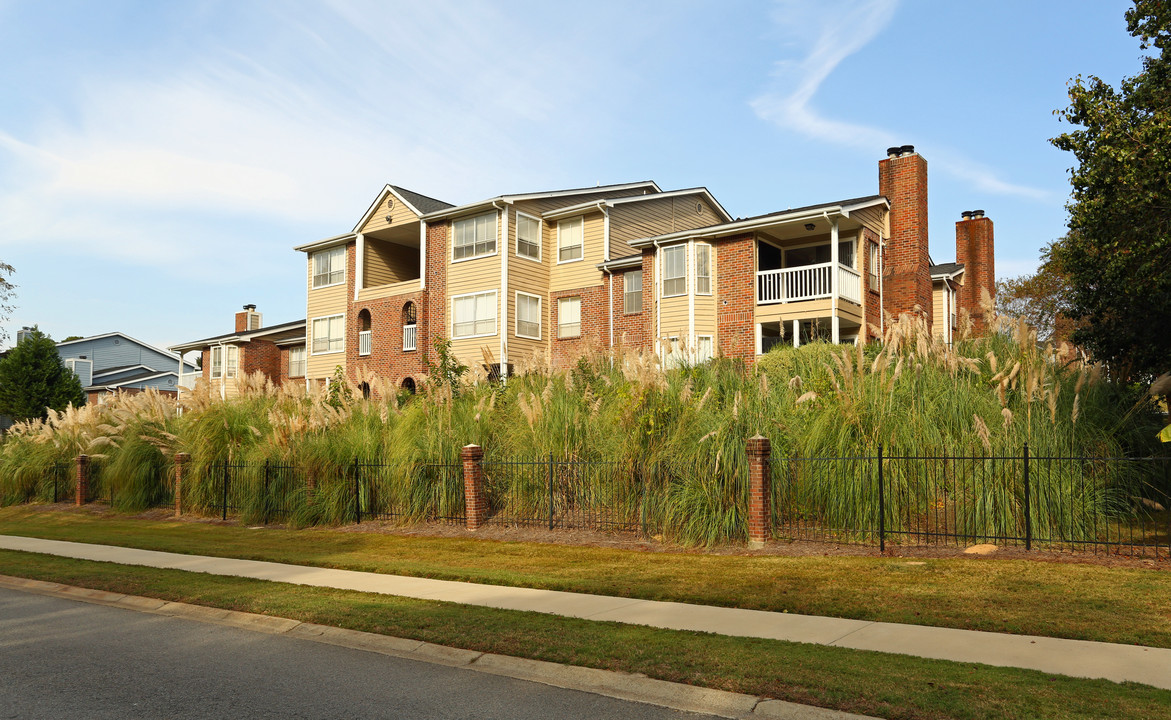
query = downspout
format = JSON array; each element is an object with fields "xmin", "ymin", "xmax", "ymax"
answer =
[
  {"xmin": 600, "ymin": 202, "xmax": 611, "ymax": 261},
  {"xmin": 493, "ymin": 201, "xmax": 508, "ymax": 382},
  {"xmin": 688, "ymin": 240, "xmax": 695, "ymax": 363},
  {"xmin": 602, "ymin": 203, "xmax": 613, "ymax": 356},
  {"xmin": 419, "ymin": 222, "xmax": 427, "ymax": 290}
]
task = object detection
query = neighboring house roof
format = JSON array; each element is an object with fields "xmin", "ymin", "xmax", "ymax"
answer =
[
  {"xmin": 541, "ymin": 187, "xmax": 734, "ymax": 225},
  {"xmin": 628, "ymin": 195, "xmax": 890, "ymax": 248},
  {"xmin": 85, "ymin": 369, "xmax": 179, "ymax": 393},
  {"xmin": 169, "ymin": 319, "xmax": 306, "ymax": 354},
  {"xmin": 55, "ymin": 332, "xmax": 198, "ymax": 372},
  {"xmin": 597, "ymin": 253, "xmax": 644, "ymax": 271},
  {"xmin": 930, "ymin": 262, "xmax": 965, "ymax": 280}
]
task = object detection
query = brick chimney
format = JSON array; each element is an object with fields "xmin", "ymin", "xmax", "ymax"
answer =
[
  {"xmin": 878, "ymin": 145, "xmax": 933, "ymax": 327},
  {"xmin": 235, "ymin": 304, "xmax": 261, "ymax": 332},
  {"xmin": 955, "ymin": 210, "xmax": 995, "ymax": 334}
]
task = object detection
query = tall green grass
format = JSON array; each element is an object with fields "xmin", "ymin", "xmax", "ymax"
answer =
[{"xmin": 0, "ymin": 315, "xmax": 1163, "ymax": 545}]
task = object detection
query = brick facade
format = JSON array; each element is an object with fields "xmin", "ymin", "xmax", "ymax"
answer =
[
  {"xmin": 610, "ymin": 266, "xmax": 647, "ymax": 349},
  {"xmin": 715, "ymin": 234, "xmax": 756, "ymax": 364},
  {"xmin": 240, "ymin": 339, "xmax": 282, "ymax": 384},
  {"xmin": 955, "ymin": 215, "xmax": 995, "ymax": 334},
  {"xmin": 878, "ymin": 151, "xmax": 933, "ymax": 326},
  {"xmin": 861, "ymin": 227, "xmax": 883, "ymax": 340},
  {"xmin": 550, "ymin": 284, "xmax": 607, "ymax": 369}
]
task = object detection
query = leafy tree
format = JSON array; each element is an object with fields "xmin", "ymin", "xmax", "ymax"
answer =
[
  {"xmin": 0, "ymin": 327, "xmax": 85, "ymax": 421},
  {"xmin": 996, "ymin": 241, "xmax": 1074, "ymax": 342},
  {"xmin": 1050, "ymin": 1, "xmax": 1171, "ymax": 379},
  {"xmin": 62, "ymin": 335, "xmax": 84, "ymax": 342},
  {"xmin": 422, "ymin": 337, "xmax": 467, "ymax": 395},
  {"xmin": 0, "ymin": 262, "xmax": 13, "ymax": 344}
]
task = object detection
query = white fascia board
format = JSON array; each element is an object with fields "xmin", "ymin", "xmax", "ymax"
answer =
[
  {"xmin": 293, "ymin": 233, "xmax": 357, "ymax": 254},
  {"xmin": 421, "ymin": 181, "xmax": 662, "ymax": 222},
  {"xmin": 596, "ymin": 255, "xmax": 644, "ymax": 271}
]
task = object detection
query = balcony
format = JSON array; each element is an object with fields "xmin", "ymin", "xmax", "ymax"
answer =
[
  {"xmin": 756, "ymin": 262, "xmax": 861, "ymax": 305},
  {"xmin": 359, "ymin": 330, "xmax": 372, "ymax": 356}
]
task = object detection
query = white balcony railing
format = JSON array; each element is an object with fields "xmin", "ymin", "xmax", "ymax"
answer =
[
  {"xmin": 358, "ymin": 330, "xmax": 371, "ymax": 356},
  {"xmin": 756, "ymin": 262, "xmax": 862, "ymax": 305},
  {"xmin": 403, "ymin": 323, "xmax": 417, "ymax": 352}
]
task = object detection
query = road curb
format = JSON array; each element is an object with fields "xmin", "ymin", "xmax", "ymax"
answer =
[{"xmin": 0, "ymin": 573, "xmax": 874, "ymax": 719}]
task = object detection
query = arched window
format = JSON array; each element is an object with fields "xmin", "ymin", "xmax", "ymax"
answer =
[
  {"xmin": 358, "ymin": 309, "xmax": 372, "ymax": 356},
  {"xmin": 402, "ymin": 302, "xmax": 418, "ymax": 352},
  {"xmin": 401, "ymin": 377, "xmax": 416, "ymax": 395}
]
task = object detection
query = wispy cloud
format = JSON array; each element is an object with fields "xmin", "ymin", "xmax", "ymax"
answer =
[{"xmin": 750, "ymin": 0, "xmax": 1049, "ymax": 201}]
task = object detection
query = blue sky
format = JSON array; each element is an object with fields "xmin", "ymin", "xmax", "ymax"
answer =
[{"xmin": 0, "ymin": 0, "xmax": 1144, "ymax": 351}]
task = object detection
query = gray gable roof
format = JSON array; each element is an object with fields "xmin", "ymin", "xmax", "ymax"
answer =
[
  {"xmin": 389, "ymin": 186, "xmax": 454, "ymax": 215},
  {"xmin": 930, "ymin": 262, "xmax": 965, "ymax": 278}
]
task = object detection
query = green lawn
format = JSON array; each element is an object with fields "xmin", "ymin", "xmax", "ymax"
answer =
[
  {"xmin": 2, "ymin": 504, "xmax": 1170, "ymax": 649},
  {"xmin": 2, "ymin": 548, "xmax": 1169, "ymax": 720}
]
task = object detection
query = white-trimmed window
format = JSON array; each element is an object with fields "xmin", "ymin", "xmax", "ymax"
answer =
[
  {"xmin": 311, "ymin": 315, "xmax": 345, "ymax": 354},
  {"xmin": 312, "ymin": 247, "xmax": 345, "ymax": 288},
  {"xmin": 624, "ymin": 270, "xmax": 642, "ymax": 314},
  {"xmin": 868, "ymin": 242, "xmax": 880, "ymax": 291},
  {"xmin": 516, "ymin": 212, "xmax": 541, "ymax": 261},
  {"xmin": 288, "ymin": 346, "xmax": 306, "ymax": 377},
  {"xmin": 211, "ymin": 346, "xmax": 239, "ymax": 378},
  {"xmin": 662, "ymin": 245, "xmax": 686, "ymax": 297},
  {"xmin": 558, "ymin": 217, "xmax": 583, "ymax": 263},
  {"xmin": 226, "ymin": 345, "xmax": 238, "ymax": 378},
  {"xmin": 696, "ymin": 336, "xmax": 713, "ymax": 364},
  {"xmin": 695, "ymin": 244, "xmax": 711, "ymax": 295},
  {"xmin": 839, "ymin": 238, "xmax": 856, "ymax": 269},
  {"xmin": 210, "ymin": 347, "xmax": 223, "ymax": 379},
  {"xmin": 452, "ymin": 291, "xmax": 497, "ymax": 339},
  {"xmin": 516, "ymin": 292, "xmax": 541, "ymax": 340},
  {"xmin": 558, "ymin": 296, "xmax": 581, "ymax": 338},
  {"xmin": 453, "ymin": 212, "xmax": 497, "ymax": 260}
]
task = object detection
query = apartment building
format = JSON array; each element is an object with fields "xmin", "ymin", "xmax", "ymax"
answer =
[{"xmin": 175, "ymin": 146, "xmax": 994, "ymax": 394}]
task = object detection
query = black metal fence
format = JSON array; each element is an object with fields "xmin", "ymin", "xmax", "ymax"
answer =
[{"xmin": 772, "ymin": 447, "xmax": 1171, "ymax": 557}]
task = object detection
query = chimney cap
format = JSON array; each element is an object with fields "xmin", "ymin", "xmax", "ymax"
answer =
[
  {"xmin": 961, "ymin": 211, "xmax": 973, "ymax": 220},
  {"xmin": 971, "ymin": 209, "xmax": 985, "ymax": 219},
  {"xmin": 886, "ymin": 146, "xmax": 901, "ymax": 158},
  {"xmin": 243, "ymin": 304, "xmax": 257, "ymax": 311},
  {"xmin": 898, "ymin": 144, "xmax": 915, "ymax": 156}
]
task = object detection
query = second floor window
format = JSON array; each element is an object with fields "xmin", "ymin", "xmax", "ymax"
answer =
[
  {"xmin": 289, "ymin": 346, "xmax": 306, "ymax": 377},
  {"xmin": 312, "ymin": 315, "xmax": 344, "ymax": 354},
  {"xmin": 624, "ymin": 270, "xmax": 642, "ymax": 313},
  {"xmin": 453, "ymin": 212, "xmax": 497, "ymax": 260},
  {"xmin": 662, "ymin": 245, "xmax": 686, "ymax": 297},
  {"xmin": 516, "ymin": 213, "xmax": 541, "ymax": 261},
  {"xmin": 869, "ymin": 242, "xmax": 880, "ymax": 291},
  {"xmin": 452, "ymin": 291, "xmax": 497, "ymax": 338},
  {"xmin": 312, "ymin": 247, "xmax": 345, "ymax": 288},
  {"xmin": 696, "ymin": 244, "xmax": 711, "ymax": 295},
  {"xmin": 558, "ymin": 217, "xmax": 583, "ymax": 262}
]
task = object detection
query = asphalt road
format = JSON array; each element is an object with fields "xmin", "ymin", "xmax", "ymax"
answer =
[{"xmin": 0, "ymin": 588, "xmax": 720, "ymax": 719}]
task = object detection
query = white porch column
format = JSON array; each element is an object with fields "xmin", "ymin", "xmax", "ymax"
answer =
[
  {"xmin": 754, "ymin": 323, "xmax": 762, "ymax": 356},
  {"xmin": 831, "ymin": 316, "xmax": 841, "ymax": 344},
  {"xmin": 792, "ymin": 319, "xmax": 800, "ymax": 348},
  {"xmin": 354, "ymin": 233, "xmax": 365, "ymax": 301},
  {"xmin": 830, "ymin": 218, "xmax": 839, "ymax": 343}
]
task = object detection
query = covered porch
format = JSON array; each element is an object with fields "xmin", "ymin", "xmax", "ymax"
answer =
[{"xmin": 755, "ymin": 300, "xmax": 865, "ymax": 354}]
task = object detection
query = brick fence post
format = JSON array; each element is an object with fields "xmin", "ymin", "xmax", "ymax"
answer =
[
  {"xmin": 462, "ymin": 444, "xmax": 486, "ymax": 530},
  {"xmin": 75, "ymin": 454, "xmax": 90, "ymax": 507},
  {"xmin": 746, "ymin": 435, "xmax": 772, "ymax": 549},
  {"xmin": 174, "ymin": 453, "xmax": 190, "ymax": 517}
]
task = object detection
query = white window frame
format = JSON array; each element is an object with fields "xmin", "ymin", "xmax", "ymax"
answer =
[
  {"xmin": 557, "ymin": 216, "xmax": 584, "ymax": 264},
  {"xmin": 311, "ymin": 247, "xmax": 346, "ymax": 289},
  {"xmin": 557, "ymin": 296, "xmax": 581, "ymax": 338},
  {"xmin": 695, "ymin": 243, "xmax": 712, "ymax": 295},
  {"xmin": 868, "ymin": 241, "xmax": 880, "ymax": 291},
  {"xmin": 311, "ymin": 314, "xmax": 345, "ymax": 355},
  {"xmin": 515, "ymin": 211, "xmax": 542, "ymax": 262},
  {"xmin": 662, "ymin": 245, "xmax": 687, "ymax": 298},
  {"xmin": 451, "ymin": 291, "xmax": 498, "ymax": 340},
  {"xmin": 515, "ymin": 291, "xmax": 542, "ymax": 340},
  {"xmin": 210, "ymin": 346, "xmax": 223, "ymax": 379},
  {"xmin": 225, "ymin": 345, "xmax": 238, "ymax": 378},
  {"xmin": 624, "ymin": 269, "xmax": 642, "ymax": 314},
  {"xmin": 452, "ymin": 212, "xmax": 499, "ymax": 262},
  {"xmin": 696, "ymin": 335, "xmax": 713, "ymax": 364},
  {"xmin": 288, "ymin": 346, "xmax": 306, "ymax": 377}
]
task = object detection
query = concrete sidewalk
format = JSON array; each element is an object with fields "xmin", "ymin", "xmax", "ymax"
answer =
[{"xmin": 2, "ymin": 535, "xmax": 1168, "ymax": 690}]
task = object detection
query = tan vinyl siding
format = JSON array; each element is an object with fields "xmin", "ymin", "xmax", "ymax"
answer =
[
  {"xmin": 512, "ymin": 187, "xmax": 649, "ymax": 218},
  {"xmin": 659, "ymin": 295, "xmax": 690, "ymax": 340},
  {"xmin": 506, "ymin": 209, "xmax": 551, "ymax": 364},
  {"xmin": 551, "ymin": 211, "xmax": 605, "ymax": 293},
  {"xmin": 364, "ymin": 240, "xmax": 419, "ymax": 287},
  {"xmin": 306, "ymin": 254, "xmax": 348, "ymax": 380},
  {"xmin": 852, "ymin": 205, "xmax": 887, "ymax": 239},
  {"xmin": 933, "ymin": 283, "xmax": 947, "ymax": 339},
  {"xmin": 359, "ymin": 190, "xmax": 421, "ymax": 234},
  {"xmin": 610, "ymin": 195, "xmax": 721, "ymax": 255},
  {"xmin": 447, "ymin": 215, "xmax": 503, "ymax": 365}
]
